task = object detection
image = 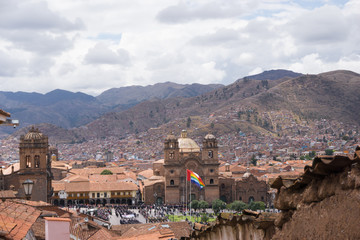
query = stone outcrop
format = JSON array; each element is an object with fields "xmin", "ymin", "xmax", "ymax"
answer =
[
  {"xmin": 189, "ymin": 146, "xmax": 360, "ymax": 240},
  {"xmin": 190, "ymin": 212, "xmax": 276, "ymax": 240},
  {"xmin": 271, "ymin": 146, "xmax": 360, "ymax": 239}
]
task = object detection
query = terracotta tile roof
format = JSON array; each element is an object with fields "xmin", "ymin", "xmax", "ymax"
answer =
[
  {"xmin": 0, "ymin": 200, "xmax": 41, "ymax": 240},
  {"xmin": 112, "ymin": 222, "xmax": 190, "ymax": 239},
  {"xmin": 0, "ymin": 190, "xmax": 17, "ymax": 199},
  {"xmin": 53, "ymin": 180, "xmax": 138, "ymax": 192},
  {"xmin": 70, "ymin": 167, "xmax": 126, "ymax": 177},
  {"xmin": 138, "ymin": 169, "xmax": 154, "ymax": 179},
  {"xmin": 89, "ymin": 174, "xmax": 117, "ymax": 182},
  {"xmin": 88, "ymin": 228, "xmax": 115, "ymax": 240},
  {"xmin": 2, "ymin": 163, "xmax": 20, "ymax": 175}
]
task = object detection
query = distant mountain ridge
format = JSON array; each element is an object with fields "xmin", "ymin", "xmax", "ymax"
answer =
[
  {"xmin": 5, "ymin": 69, "xmax": 360, "ymax": 144},
  {"xmin": 96, "ymin": 82, "xmax": 223, "ymax": 109},
  {"xmin": 0, "ymin": 82, "xmax": 223, "ymax": 137},
  {"xmin": 245, "ymin": 69, "xmax": 302, "ymax": 81}
]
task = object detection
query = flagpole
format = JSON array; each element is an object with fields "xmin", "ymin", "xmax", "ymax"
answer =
[
  {"xmin": 185, "ymin": 173, "xmax": 188, "ymax": 215},
  {"xmin": 190, "ymin": 179, "xmax": 192, "ymax": 220}
]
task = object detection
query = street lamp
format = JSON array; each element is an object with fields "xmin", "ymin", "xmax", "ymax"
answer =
[{"xmin": 23, "ymin": 179, "xmax": 34, "ymax": 200}]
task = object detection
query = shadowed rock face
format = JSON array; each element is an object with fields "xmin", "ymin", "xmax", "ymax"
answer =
[
  {"xmin": 189, "ymin": 147, "xmax": 360, "ymax": 240},
  {"xmin": 271, "ymin": 147, "xmax": 360, "ymax": 240}
]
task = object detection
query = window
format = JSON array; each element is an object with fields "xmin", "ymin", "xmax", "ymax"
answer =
[
  {"xmin": 210, "ymin": 169, "xmax": 214, "ymax": 173},
  {"xmin": 92, "ymin": 193, "xmax": 95, "ymax": 198},
  {"xmin": 261, "ymin": 196, "xmax": 264, "ymax": 201},
  {"xmin": 208, "ymin": 151, "xmax": 213, "ymax": 158},
  {"xmin": 240, "ymin": 197, "xmax": 242, "ymax": 201},
  {"xmin": 34, "ymin": 155, "xmax": 40, "ymax": 168},
  {"xmin": 170, "ymin": 170, "xmax": 174, "ymax": 174},
  {"xmin": 104, "ymin": 193, "xmax": 107, "ymax": 198},
  {"xmin": 210, "ymin": 179, "xmax": 214, "ymax": 184},
  {"xmin": 26, "ymin": 155, "xmax": 31, "ymax": 168},
  {"xmin": 97, "ymin": 193, "xmax": 100, "ymax": 198},
  {"xmin": 170, "ymin": 180, "xmax": 174, "ymax": 185},
  {"xmin": 221, "ymin": 183, "xmax": 225, "ymax": 189},
  {"xmin": 77, "ymin": 193, "xmax": 80, "ymax": 197},
  {"xmin": 169, "ymin": 151, "xmax": 174, "ymax": 159}
]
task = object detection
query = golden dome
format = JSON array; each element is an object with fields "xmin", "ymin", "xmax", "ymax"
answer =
[{"xmin": 23, "ymin": 127, "xmax": 44, "ymax": 140}]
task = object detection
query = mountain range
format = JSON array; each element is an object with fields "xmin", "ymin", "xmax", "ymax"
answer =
[
  {"xmin": 0, "ymin": 82, "xmax": 223, "ymax": 136},
  {"xmin": 3, "ymin": 69, "xmax": 360, "ymax": 144}
]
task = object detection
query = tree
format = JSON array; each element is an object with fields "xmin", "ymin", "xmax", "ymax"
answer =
[
  {"xmin": 198, "ymin": 200, "xmax": 209, "ymax": 211},
  {"xmin": 249, "ymin": 201, "xmax": 265, "ymax": 211},
  {"xmin": 190, "ymin": 200, "xmax": 199, "ymax": 210},
  {"xmin": 100, "ymin": 169, "xmax": 113, "ymax": 175},
  {"xmin": 325, "ymin": 149, "xmax": 334, "ymax": 155},
  {"xmin": 228, "ymin": 200, "xmax": 248, "ymax": 212},
  {"xmin": 251, "ymin": 155, "xmax": 257, "ymax": 166},
  {"xmin": 309, "ymin": 151, "xmax": 316, "ymax": 158},
  {"xmin": 201, "ymin": 214, "xmax": 209, "ymax": 223},
  {"xmin": 212, "ymin": 199, "xmax": 226, "ymax": 214},
  {"xmin": 187, "ymin": 117, "xmax": 192, "ymax": 128}
]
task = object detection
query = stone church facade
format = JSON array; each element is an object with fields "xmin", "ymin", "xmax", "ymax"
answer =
[
  {"xmin": 0, "ymin": 127, "xmax": 52, "ymax": 202},
  {"xmin": 144, "ymin": 130, "xmax": 220, "ymax": 204},
  {"xmin": 143, "ymin": 131, "xmax": 269, "ymax": 205}
]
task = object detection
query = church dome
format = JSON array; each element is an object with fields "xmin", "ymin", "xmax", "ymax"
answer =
[
  {"xmin": 178, "ymin": 130, "xmax": 200, "ymax": 153},
  {"xmin": 204, "ymin": 134, "xmax": 216, "ymax": 140},
  {"xmin": 24, "ymin": 127, "xmax": 44, "ymax": 140}
]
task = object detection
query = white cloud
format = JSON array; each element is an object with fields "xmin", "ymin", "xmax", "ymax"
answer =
[
  {"xmin": 0, "ymin": 0, "xmax": 358, "ymax": 96},
  {"xmin": 84, "ymin": 43, "xmax": 131, "ymax": 66}
]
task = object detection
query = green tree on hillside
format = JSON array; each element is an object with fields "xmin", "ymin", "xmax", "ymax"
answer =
[
  {"xmin": 325, "ymin": 149, "xmax": 334, "ymax": 155},
  {"xmin": 187, "ymin": 117, "xmax": 192, "ymax": 128}
]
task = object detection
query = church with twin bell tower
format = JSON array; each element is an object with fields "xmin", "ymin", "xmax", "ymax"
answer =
[{"xmin": 143, "ymin": 130, "xmax": 220, "ymax": 204}]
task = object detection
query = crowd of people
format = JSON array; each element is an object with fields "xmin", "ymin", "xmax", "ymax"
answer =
[
  {"xmin": 70, "ymin": 203, "xmax": 196, "ymax": 225},
  {"xmin": 95, "ymin": 207, "xmax": 111, "ymax": 221}
]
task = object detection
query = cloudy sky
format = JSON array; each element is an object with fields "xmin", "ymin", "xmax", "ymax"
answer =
[{"xmin": 0, "ymin": 0, "xmax": 359, "ymax": 96}]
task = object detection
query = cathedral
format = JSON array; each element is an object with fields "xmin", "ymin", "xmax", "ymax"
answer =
[
  {"xmin": 0, "ymin": 127, "xmax": 52, "ymax": 202},
  {"xmin": 144, "ymin": 130, "xmax": 220, "ymax": 204},
  {"xmin": 142, "ymin": 130, "xmax": 269, "ymax": 205}
]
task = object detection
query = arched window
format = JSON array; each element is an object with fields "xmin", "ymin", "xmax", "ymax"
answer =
[
  {"xmin": 34, "ymin": 155, "xmax": 40, "ymax": 168},
  {"xmin": 26, "ymin": 155, "xmax": 31, "ymax": 168},
  {"xmin": 261, "ymin": 196, "xmax": 264, "ymax": 201},
  {"xmin": 208, "ymin": 150, "xmax": 213, "ymax": 158},
  {"xmin": 221, "ymin": 183, "xmax": 225, "ymax": 189},
  {"xmin": 210, "ymin": 179, "xmax": 214, "ymax": 184},
  {"xmin": 169, "ymin": 151, "xmax": 174, "ymax": 159},
  {"xmin": 170, "ymin": 180, "xmax": 174, "ymax": 186}
]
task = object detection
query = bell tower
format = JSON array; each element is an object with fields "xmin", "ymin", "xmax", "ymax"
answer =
[
  {"xmin": 164, "ymin": 133, "xmax": 179, "ymax": 163},
  {"xmin": 202, "ymin": 134, "xmax": 218, "ymax": 163},
  {"xmin": 18, "ymin": 127, "xmax": 52, "ymax": 202}
]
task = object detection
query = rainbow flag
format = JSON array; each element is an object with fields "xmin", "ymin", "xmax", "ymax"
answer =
[{"xmin": 187, "ymin": 169, "xmax": 205, "ymax": 188}]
